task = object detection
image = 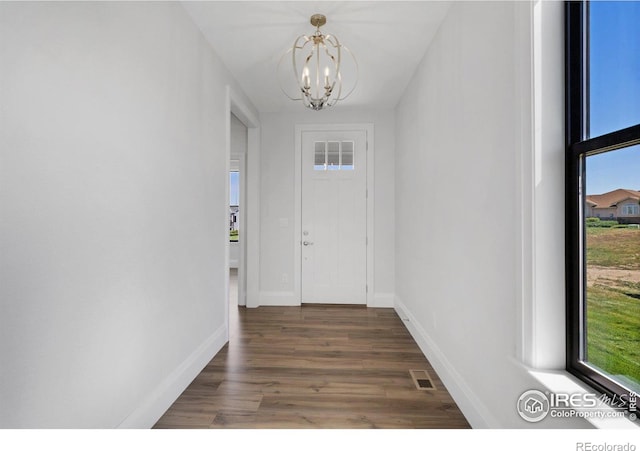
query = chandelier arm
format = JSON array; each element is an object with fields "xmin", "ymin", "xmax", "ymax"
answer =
[
  {"xmin": 328, "ymin": 71, "xmax": 342, "ymax": 106},
  {"xmin": 291, "ymin": 35, "xmax": 309, "ymax": 91},
  {"xmin": 277, "ymin": 47, "xmax": 302, "ymax": 100},
  {"xmin": 321, "ymin": 42, "xmax": 340, "ymax": 94},
  {"xmin": 315, "ymin": 40, "xmax": 322, "ymax": 102},
  {"xmin": 324, "ymin": 35, "xmax": 341, "ymax": 74},
  {"xmin": 303, "ymin": 48, "xmax": 314, "ymax": 87},
  {"xmin": 336, "ymin": 45, "xmax": 357, "ymax": 101},
  {"xmin": 322, "ymin": 34, "xmax": 344, "ymax": 102}
]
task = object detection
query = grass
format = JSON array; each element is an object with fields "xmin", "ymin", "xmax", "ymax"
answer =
[
  {"xmin": 585, "ymin": 226, "xmax": 640, "ymax": 388},
  {"xmin": 586, "ymin": 283, "xmax": 640, "ymax": 388},
  {"xmin": 586, "ymin": 227, "xmax": 640, "ymax": 269}
]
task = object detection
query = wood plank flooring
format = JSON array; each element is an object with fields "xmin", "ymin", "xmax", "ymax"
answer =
[{"xmin": 154, "ymin": 301, "xmax": 470, "ymax": 429}]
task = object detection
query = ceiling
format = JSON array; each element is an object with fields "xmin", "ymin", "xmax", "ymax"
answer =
[{"xmin": 181, "ymin": 1, "xmax": 452, "ymax": 113}]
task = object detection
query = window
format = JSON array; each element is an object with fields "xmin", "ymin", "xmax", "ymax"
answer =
[
  {"xmin": 313, "ymin": 141, "xmax": 355, "ymax": 171},
  {"xmin": 566, "ymin": 1, "xmax": 640, "ymax": 404},
  {"xmin": 341, "ymin": 141, "xmax": 354, "ymax": 170}
]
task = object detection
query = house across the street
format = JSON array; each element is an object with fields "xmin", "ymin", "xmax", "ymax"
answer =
[{"xmin": 585, "ymin": 188, "xmax": 640, "ymax": 224}]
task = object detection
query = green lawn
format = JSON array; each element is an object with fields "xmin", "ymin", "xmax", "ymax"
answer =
[
  {"xmin": 586, "ymin": 226, "xmax": 640, "ymax": 269},
  {"xmin": 585, "ymin": 226, "xmax": 640, "ymax": 389}
]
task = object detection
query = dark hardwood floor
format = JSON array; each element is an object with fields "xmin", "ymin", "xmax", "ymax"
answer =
[{"xmin": 154, "ymin": 296, "xmax": 470, "ymax": 429}]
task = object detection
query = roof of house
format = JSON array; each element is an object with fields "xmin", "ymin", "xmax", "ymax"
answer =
[{"xmin": 586, "ymin": 189, "xmax": 640, "ymax": 209}]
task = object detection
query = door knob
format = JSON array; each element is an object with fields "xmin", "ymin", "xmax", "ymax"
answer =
[{"xmin": 303, "ymin": 241, "xmax": 314, "ymax": 246}]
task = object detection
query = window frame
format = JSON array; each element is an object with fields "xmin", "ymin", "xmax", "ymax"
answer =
[
  {"xmin": 313, "ymin": 140, "xmax": 356, "ymax": 171},
  {"xmin": 565, "ymin": 1, "xmax": 640, "ymax": 402}
]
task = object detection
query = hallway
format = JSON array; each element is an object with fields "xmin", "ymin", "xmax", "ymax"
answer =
[
  {"xmin": 4, "ymin": 1, "xmax": 602, "ymax": 435},
  {"xmin": 153, "ymin": 278, "xmax": 469, "ymax": 428}
]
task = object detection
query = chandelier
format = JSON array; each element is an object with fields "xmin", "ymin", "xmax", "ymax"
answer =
[{"xmin": 278, "ymin": 14, "xmax": 358, "ymax": 111}]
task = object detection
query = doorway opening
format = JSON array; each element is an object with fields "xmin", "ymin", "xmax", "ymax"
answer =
[
  {"xmin": 225, "ymin": 86, "xmax": 260, "ymax": 343},
  {"xmin": 228, "ymin": 113, "xmax": 247, "ymax": 337}
]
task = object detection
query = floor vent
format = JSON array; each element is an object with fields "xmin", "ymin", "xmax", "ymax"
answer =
[{"xmin": 410, "ymin": 369, "xmax": 436, "ymax": 391}]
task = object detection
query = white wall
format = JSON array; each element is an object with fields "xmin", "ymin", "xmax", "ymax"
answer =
[
  {"xmin": 394, "ymin": 1, "xmax": 587, "ymax": 428},
  {"xmin": 229, "ymin": 242, "xmax": 240, "ymax": 269},
  {"xmin": 0, "ymin": 2, "xmax": 256, "ymax": 428},
  {"xmin": 259, "ymin": 109, "xmax": 395, "ymax": 306},
  {"xmin": 230, "ymin": 113, "xmax": 248, "ymax": 160}
]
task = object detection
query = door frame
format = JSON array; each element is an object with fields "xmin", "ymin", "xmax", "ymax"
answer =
[
  {"xmin": 294, "ymin": 123, "xmax": 375, "ymax": 306},
  {"xmin": 225, "ymin": 85, "xmax": 261, "ymax": 344}
]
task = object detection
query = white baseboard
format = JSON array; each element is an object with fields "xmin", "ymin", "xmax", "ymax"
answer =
[
  {"xmin": 259, "ymin": 291, "xmax": 300, "ymax": 306},
  {"xmin": 370, "ymin": 292, "xmax": 395, "ymax": 308},
  {"xmin": 117, "ymin": 323, "xmax": 227, "ymax": 428},
  {"xmin": 394, "ymin": 296, "xmax": 498, "ymax": 428},
  {"xmin": 258, "ymin": 292, "xmax": 394, "ymax": 307}
]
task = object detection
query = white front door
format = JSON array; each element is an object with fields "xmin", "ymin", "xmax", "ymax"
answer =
[{"xmin": 301, "ymin": 130, "xmax": 367, "ymax": 304}]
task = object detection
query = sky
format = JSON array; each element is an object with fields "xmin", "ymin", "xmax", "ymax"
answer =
[{"xmin": 586, "ymin": 1, "xmax": 640, "ymax": 195}]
